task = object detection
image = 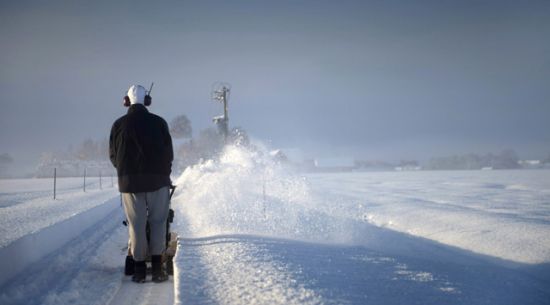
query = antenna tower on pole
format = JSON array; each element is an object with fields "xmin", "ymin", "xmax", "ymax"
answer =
[{"xmin": 211, "ymin": 82, "xmax": 231, "ymax": 141}]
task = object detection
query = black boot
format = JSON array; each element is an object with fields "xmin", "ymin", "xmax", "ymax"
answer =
[
  {"xmin": 151, "ymin": 255, "xmax": 168, "ymax": 283},
  {"xmin": 124, "ymin": 256, "xmax": 135, "ymax": 276},
  {"xmin": 132, "ymin": 261, "xmax": 146, "ymax": 283}
]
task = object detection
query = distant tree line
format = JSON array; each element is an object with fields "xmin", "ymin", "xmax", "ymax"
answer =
[
  {"xmin": 169, "ymin": 115, "xmax": 193, "ymax": 139},
  {"xmin": 0, "ymin": 153, "xmax": 15, "ymax": 178},
  {"xmin": 425, "ymin": 150, "xmax": 521, "ymax": 170},
  {"xmin": 36, "ymin": 138, "xmax": 112, "ymax": 177},
  {"xmin": 38, "ymin": 138, "xmax": 110, "ymax": 163}
]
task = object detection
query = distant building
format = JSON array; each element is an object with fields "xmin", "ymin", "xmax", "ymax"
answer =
[
  {"xmin": 269, "ymin": 149, "xmax": 289, "ymax": 163},
  {"xmin": 313, "ymin": 158, "xmax": 355, "ymax": 172},
  {"xmin": 354, "ymin": 160, "xmax": 394, "ymax": 171},
  {"xmin": 395, "ymin": 160, "xmax": 422, "ymax": 171},
  {"xmin": 518, "ymin": 160, "xmax": 543, "ymax": 169},
  {"xmin": 394, "ymin": 165, "xmax": 422, "ymax": 171}
]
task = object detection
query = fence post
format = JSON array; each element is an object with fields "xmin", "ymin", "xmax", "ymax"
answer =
[
  {"xmin": 262, "ymin": 175, "xmax": 266, "ymax": 219},
  {"xmin": 83, "ymin": 168, "xmax": 87, "ymax": 192},
  {"xmin": 111, "ymin": 174, "xmax": 114, "ymax": 188},
  {"xmin": 53, "ymin": 168, "xmax": 57, "ymax": 200}
]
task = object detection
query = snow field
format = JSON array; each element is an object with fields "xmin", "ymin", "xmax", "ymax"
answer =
[{"xmin": 305, "ymin": 170, "xmax": 550, "ymax": 265}]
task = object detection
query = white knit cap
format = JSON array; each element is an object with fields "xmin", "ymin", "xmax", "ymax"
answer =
[{"xmin": 127, "ymin": 85, "xmax": 146, "ymax": 104}]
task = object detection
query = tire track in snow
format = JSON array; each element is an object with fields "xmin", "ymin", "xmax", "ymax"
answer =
[
  {"xmin": 0, "ymin": 196, "xmax": 120, "ymax": 286},
  {"xmin": 0, "ymin": 207, "xmax": 123, "ymax": 305},
  {"xmin": 0, "ymin": 189, "xmax": 119, "ymax": 248},
  {"xmin": 1, "ymin": 202, "xmax": 176, "ymax": 305}
]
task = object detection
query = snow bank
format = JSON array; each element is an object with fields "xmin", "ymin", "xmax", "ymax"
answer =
[
  {"xmin": 0, "ymin": 197, "xmax": 119, "ymax": 287},
  {"xmin": 0, "ymin": 177, "xmax": 118, "ymax": 248}
]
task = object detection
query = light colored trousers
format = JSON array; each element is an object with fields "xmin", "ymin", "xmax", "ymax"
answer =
[{"xmin": 121, "ymin": 186, "xmax": 170, "ymax": 261}]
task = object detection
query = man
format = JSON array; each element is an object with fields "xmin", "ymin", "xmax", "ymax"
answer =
[{"xmin": 109, "ymin": 84, "xmax": 173, "ymax": 283}]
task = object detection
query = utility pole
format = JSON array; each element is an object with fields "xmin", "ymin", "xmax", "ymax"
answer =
[
  {"xmin": 83, "ymin": 168, "xmax": 87, "ymax": 192},
  {"xmin": 53, "ymin": 168, "xmax": 57, "ymax": 200},
  {"xmin": 212, "ymin": 83, "xmax": 230, "ymax": 142}
]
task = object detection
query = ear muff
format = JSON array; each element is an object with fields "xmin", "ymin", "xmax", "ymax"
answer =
[
  {"xmin": 144, "ymin": 94, "xmax": 152, "ymax": 106},
  {"xmin": 123, "ymin": 96, "xmax": 131, "ymax": 107},
  {"xmin": 123, "ymin": 91, "xmax": 151, "ymax": 107}
]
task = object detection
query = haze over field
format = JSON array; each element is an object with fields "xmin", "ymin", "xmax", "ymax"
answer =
[{"xmin": 1, "ymin": 0, "xmax": 549, "ymax": 175}]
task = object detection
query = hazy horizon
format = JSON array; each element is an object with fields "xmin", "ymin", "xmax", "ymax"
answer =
[{"xmin": 1, "ymin": 0, "xmax": 549, "ymax": 175}]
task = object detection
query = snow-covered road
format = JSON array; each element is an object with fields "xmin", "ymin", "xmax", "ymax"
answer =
[
  {"xmin": 1, "ymin": 146, "xmax": 550, "ymax": 305},
  {"xmin": 0, "ymin": 178, "xmax": 118, "ymax": 248}
]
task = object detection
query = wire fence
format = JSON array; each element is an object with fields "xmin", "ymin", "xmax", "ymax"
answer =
[{"xmin": 52, "ymin": 168, "xmax": 116, "ymax": 199}]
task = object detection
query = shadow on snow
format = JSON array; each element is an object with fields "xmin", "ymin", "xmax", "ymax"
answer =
[{"xmin": 176, "ymin": 225, "xmax": 550, "ymax": 305}]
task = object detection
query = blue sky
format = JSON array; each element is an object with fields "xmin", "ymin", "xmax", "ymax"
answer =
[{"xmin": 1, "ymin": 0, "xmax": 549, "ymax": 172}]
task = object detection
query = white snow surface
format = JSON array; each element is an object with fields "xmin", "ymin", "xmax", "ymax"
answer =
[
  {"xmin": 305, "ymin": 170, "xmax": 550, "ymax": 265},
  {"xmin": 1, "ymin": 145, "xmax": 550, "ymax": 305},
  {"xmin": 0, "ymin": 178, "xmax": 118, "ymax": 248}
]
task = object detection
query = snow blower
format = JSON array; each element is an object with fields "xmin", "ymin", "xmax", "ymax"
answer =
[{"xmin": 122, "ymin": 185, "xmax": 178, "ymax": 276}]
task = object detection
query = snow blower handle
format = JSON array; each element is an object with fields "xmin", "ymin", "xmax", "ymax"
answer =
[{"xmin": 169, "ymin": 185, "xmax": 176, "ymax": 200}]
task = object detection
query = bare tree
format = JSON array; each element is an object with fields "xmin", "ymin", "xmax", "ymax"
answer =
[
  {"xmin": 0, "ymin": 153, "xmax": 14, "ymax": 177},
  {"xmin": 170, "ymin": 115, "xmax": 192, "ymax": 139},
  {"xmin": 76, "ymin": 138, "xmax": 98, "ymax": 161},
  {"xmin": 0, "ymin": 153, "xmax": 13, "ymax": 165}
]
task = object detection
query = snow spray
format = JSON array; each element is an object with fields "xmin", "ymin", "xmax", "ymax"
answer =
[{"xmin": 172, "ymin": 144, "xmax": 355, "ymax": 244}]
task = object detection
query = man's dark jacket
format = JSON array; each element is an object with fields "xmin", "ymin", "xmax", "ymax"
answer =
[{"xmin": 109, "ymin": 104, "xmax": 173, "ymax": 193}]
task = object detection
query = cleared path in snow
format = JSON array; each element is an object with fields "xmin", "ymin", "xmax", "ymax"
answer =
[
  {"xmin": 107, "ymin": 277, "xmax": 174, "ymax": 305},
  {"xmin": 175, "ymin": 235, "xmax": 323, "ymax": 305}
]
